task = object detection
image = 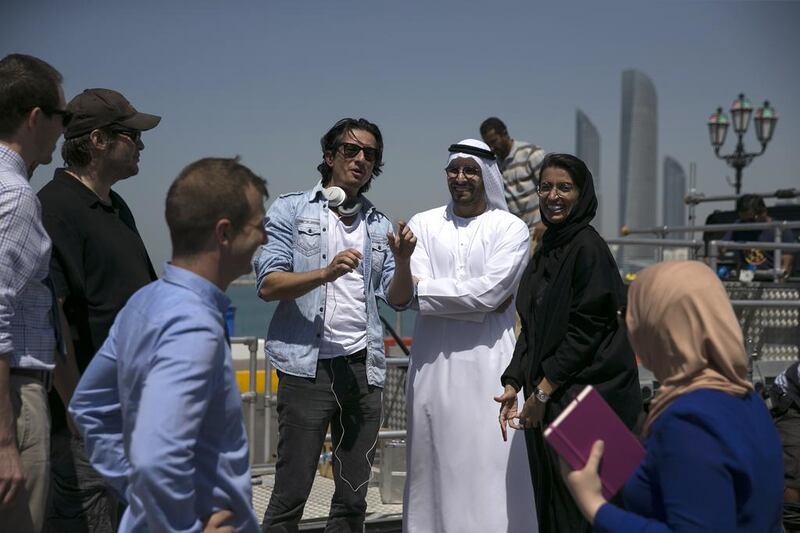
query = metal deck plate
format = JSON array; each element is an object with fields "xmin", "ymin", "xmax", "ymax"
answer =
[{"xmin": 253, "ymin": 473, "xmax": 403, "ymax": 524}]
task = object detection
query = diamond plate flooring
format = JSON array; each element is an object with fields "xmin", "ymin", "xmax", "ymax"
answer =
[{"xmin": 252, "ymin": 473, "xmax": 403, "ymax": 524}]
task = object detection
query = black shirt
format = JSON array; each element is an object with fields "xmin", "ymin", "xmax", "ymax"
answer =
[{"xmin": 38, "ymin": 169, "xmax": 157, "ymax": 428}]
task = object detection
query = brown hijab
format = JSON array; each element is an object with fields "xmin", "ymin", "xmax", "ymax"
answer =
[{"xmin": 626, "ymin": 261, "xmax": 753, "ymax": 435}]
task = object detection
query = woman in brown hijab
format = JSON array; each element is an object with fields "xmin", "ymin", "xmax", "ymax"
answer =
[{"xmin": 564, "ymin": 261, "xmax": 784, "ymax": 532}]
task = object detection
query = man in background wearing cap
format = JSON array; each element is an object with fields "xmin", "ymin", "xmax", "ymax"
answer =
[
  {"xmin": 403, "ymin": 139, "xmax": 536, "ymax": 532},
  {"xmin": 37, "ymin": 88, "xmax": 160, "ymax": 532},
  {"xmin": 0, "ymin": 53, "xmax": 66, "ymax": 533}
]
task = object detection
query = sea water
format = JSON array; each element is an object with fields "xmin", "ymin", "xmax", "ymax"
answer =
[{"xmin": 225, "ymin": 284, "xmax": 415, "ymax": 339}]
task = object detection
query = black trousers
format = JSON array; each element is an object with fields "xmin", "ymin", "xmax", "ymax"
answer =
[
  {"xmin": 46, "ymin": 428, "xmax": 123, "ymax": 533},
  {"xmin": 262, "ymin": 356, "xmax": 383, "ymax": 533}
]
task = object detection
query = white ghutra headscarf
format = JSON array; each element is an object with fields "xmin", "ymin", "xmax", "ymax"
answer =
[{"xmin": 446, "ymin": 138, "xmax": 508, "ymax": 212}]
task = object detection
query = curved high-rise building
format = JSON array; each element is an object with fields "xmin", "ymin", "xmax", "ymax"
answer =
[
  {"xmin": 619, "ymin": 69, "xmax": 658, "ymax": 268},
  {"xmin": 576, "ymin": 109, "xmax": 601, "ymax": 233},
  {"xmin": 663, "ymin": 156, "xmax": 687, "ymax": 240}
]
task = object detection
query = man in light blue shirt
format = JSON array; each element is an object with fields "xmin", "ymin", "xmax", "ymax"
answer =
[{"xmin": 70, "ymin": 157, "xmax": 268, "ymax": 532}]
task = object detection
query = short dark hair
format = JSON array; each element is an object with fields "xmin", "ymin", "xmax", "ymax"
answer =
[
  {"xmin": 539, "ymin": 153, "xmax": 592, "ymax": 190},
  {"xmin": 166, "ymin": 157, "xmax": 269, "ymax": 256},
  {"xmin": 736, "ymin": 193, "xmax": 767, "ymax": 215},
  {"xmin": 61, "ymin": 127, "xmax": 115, "ymax": 168},
  {"xmin": 316, "ymin": 118, "xmax": 384, "ymax": 194},
  {"xmin": 480, "ymin": 117, "xmax": 507, "ymax": 137},
  {"xmin": 0, "ymin": 54, "xmax": 63, "ymax": 138}
]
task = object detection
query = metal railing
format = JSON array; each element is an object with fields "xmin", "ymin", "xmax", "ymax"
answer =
[
  {"xmin": 682, "ymin": 187, "xmax": 799, "ymax": 232},
  {"xmin": 231, "ymin": 336, "xmax": 261, "ymax": 464},
  {"xmin": 706, "ymin": 240, "xmax": 800, "ymax": 282},
  {"xmin": 622, "ymin": 220, "xmax": 800, "ymax": 237},
  {"xmin": 233, "ymin": 337, "xmax": 411, "ymax": 472},
  {"xmin": 613, "ymin": 218, "xmax": 800, "ymax": 282}
]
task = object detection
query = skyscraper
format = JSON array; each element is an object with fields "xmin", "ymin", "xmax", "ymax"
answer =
[
  {"xmin": 619, "ymin": 69, "xmax": 658, "ymax": 268},
  {"xmin": 663, "ymin": 156, "xmax": 687, "ymax": 239},
  {"xmin": 576, "ymin": 109, "xmax": 601, "ymax": 233}
]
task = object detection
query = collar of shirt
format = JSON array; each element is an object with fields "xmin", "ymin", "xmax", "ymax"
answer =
[
  {"xmin": 55, "ymin": 168, "xmax": 117, "ymax": 210},
  {"xmin": 162, "ymin": 263, "xmax": 231, "ymax": 314},
  {"xmin": 307, "ymin": 180, "xmax": 378, "ymax": 216},
  {"xmin": 501, "ymin": 139, "xmax": 522, "ymax": 166},
  {"xmin": 0, "ymin": 142, "xmax": 29, "ymax": 181}
]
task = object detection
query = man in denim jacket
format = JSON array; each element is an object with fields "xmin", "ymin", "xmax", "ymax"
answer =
[{"xmin": 255, "ymin": 118, "xmax": 415, "ymax": 532}]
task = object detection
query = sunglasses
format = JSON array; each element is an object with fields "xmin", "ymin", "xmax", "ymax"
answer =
[
  {"xmin": 113, "ymin": 129, "xmax": 142, "ymax": 144},
  {"xmin": 337, "ymin": 142, "xmax": 378, "ymax": 162},
  {"xmin": 40, "ymin": 106, "xmax": 73, "ymax": 127}
]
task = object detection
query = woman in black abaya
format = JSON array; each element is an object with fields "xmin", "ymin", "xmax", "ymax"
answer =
[{"xmin": 495, "ymin": 153, "xmax": 642, "ymax": 533}]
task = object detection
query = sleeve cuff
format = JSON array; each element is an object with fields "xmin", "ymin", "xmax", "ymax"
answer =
[
  {"xmin": 501, "ymin": 376, "xmax": 521, "ymax": 391},
  {"xmin": 540, "ymin": 359, "xmax": 566, "ymax": 388},
  {"xmin": 592, "ymin": 503, "xmax": 624, "ymax": 533}
]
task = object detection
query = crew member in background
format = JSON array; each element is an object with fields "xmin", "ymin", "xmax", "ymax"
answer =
[
  {"xmin": 480, "ymin": 116, "xmax": 547, "ymax": 248},
  {"xmin": 722, "ymin": 193, "xmax": 795, "ymax": 279}
]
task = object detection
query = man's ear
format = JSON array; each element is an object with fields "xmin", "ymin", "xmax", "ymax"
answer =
[
  {"xmin": 215, "ymin": 218, "xmax": 234, "ymax": 246},
  {"xmin": 24, "ymin": 107, "xmax": 43, "ymax": 132},
  {"xmin": 323, "ymin": 150, "xmax": 334, "ymax": 167},
  {"xmin": 89, "ymin": 129, "xmax": 111, "ymax": 151}
]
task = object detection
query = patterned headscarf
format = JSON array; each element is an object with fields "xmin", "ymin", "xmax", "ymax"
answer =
[{"xmin": 447, "ymin": 138, "xmax": 508, "ymax": 212}]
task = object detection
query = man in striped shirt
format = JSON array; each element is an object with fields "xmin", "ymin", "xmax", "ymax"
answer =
[{"xmin": 481, "ymin": 117, "xmax": 547, "ymax": 245}]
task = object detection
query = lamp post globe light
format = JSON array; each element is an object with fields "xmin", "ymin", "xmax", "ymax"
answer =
[{"xmin": 707, "ymin": 93, "xmax": 778, "ymax": 194}]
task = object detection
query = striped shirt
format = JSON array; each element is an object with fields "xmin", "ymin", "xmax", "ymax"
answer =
[
  {"xmin": 497, "ymin": 139, "xmax": 546, "ymax": 232},
  {"xmin": 0, "ymin": 144, "xmax": 55, "ymax": 369}
]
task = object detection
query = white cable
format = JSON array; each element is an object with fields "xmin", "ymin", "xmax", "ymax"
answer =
[
  {"xmin": 329, "ymin": 367, "xmax": 384, "ymax": 492},
  {"xmin": 325, "ymin": 211, "xmax": 383, "ymax": 493}
]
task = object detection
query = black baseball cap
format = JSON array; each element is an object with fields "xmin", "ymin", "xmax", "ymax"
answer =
[{"xmin": 64, "ymin": 88, "xmax": 161, "ymax": 140}]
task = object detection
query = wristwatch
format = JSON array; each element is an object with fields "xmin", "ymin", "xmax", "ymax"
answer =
[{"xmin": 534, "ymin": 387, "xmax": 550, "ymax": 404}]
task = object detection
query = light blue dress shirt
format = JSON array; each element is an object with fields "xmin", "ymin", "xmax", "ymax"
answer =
[
  {"xmin": 252, "ymin": 182, "xmax": 407, "ymax": 387},
  {"xmin": 69, "ymin": 263, "xmax": 258, "ymax": 532}
]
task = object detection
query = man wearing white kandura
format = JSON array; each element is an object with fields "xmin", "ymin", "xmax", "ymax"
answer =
[{"xmin": 403, "ymin": 138, "xmax": 537, "ymax": 532}]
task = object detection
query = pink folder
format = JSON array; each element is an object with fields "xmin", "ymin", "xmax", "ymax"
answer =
[{"xmin": 543, "ymin": 385, "xmax": 645, "ymax": 499}]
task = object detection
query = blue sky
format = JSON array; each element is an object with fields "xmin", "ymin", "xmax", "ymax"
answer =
[{"xmin": 4, "ymin": 0, "xmax": 799, "ymax": 269}]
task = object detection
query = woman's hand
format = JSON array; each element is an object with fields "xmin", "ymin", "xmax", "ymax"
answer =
[
  {"xmin": 517, "ymin": 394, "xmax": 546, "ymax": 429},
  {"xmin": 562, "ymin": 440, "xmax": 608, "ymax": 525},
  {"xmin": 494, "ymin": 385, "xmax": 521, "ymax": 441}
]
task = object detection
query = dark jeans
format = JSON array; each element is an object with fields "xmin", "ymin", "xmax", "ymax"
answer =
[
  {"xmin": 262, "ymin": 356, "xmax": 383, "ymax": 533},
  {"xmin": 46, "ymin": 428, "xmax": 123, "ymax": 533}
]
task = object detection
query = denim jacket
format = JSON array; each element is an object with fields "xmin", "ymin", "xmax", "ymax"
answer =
[{"xmin": 253, "ymin": 182, "xmax": 403, "ymax": 387}]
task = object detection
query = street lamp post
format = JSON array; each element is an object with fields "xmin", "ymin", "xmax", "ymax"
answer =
[{"xmin": 707, "ymin": 94, "xmax": 778, "ymax": 194}]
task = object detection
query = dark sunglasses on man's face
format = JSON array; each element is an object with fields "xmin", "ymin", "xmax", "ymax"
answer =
[
  {"xmin": 338, "ymin": 142, "xmax": 378, "ymax": 162},
  {"xmin": 113, "ymin": 130, "xmax": 142, "ymax": 144},
  {"xmin": 40, "ymin": 106, "xmax": 73, "ymax": 128}
]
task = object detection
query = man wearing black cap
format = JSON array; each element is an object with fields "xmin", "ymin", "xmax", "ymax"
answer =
[{"xmin": 37, "ymin": 88, "xmax": 160, "ymax": 533}]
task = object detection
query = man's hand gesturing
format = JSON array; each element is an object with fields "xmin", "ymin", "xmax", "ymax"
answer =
[
  {"xmin": 323, "ymin": 248, "xmax": 362, "ymax": 282},
  {"xmin": 388, "ymin": 220, "xmax": 416, "ymax": 262}
]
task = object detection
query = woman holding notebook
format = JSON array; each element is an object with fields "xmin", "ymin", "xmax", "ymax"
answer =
[
  {"xmin": 564, "ymin": 261, "xmax": 783, "ymax": 531},
  {"xmin": 496, "ymin": 153, "xmax": 642, "ymax": 533}
]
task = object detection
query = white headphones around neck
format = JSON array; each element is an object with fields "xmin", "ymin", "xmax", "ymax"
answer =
[{"xmin": 323, "ymin": 186, "xmax": 362, "ymax": 216}]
